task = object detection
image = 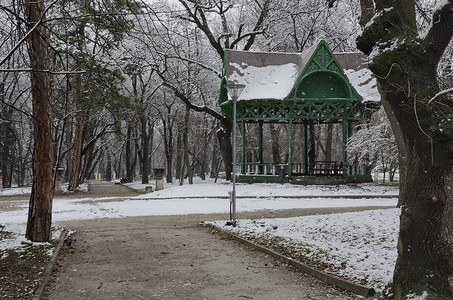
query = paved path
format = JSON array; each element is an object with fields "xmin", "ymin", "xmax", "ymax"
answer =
[
  {"xmin": 45, "ymin": 213, "xmax": 363, "ymax": 300},
  {"xmin": 40, "ymin": 181, "xmax": 384, "ymax": 299}
]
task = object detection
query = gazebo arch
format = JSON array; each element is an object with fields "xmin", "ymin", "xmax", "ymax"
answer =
[{"xmin": 220, "ymin": 40, "xmax": 380, "ymax": 183}]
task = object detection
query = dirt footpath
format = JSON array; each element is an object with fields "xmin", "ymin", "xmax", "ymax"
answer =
[
  {"xmin": 44, "ymin": 209, "xmax": 376, "ymax": 300},
  {"xmin": 43, "ymin": 181, "xmax": 381, "ymax": 299}
]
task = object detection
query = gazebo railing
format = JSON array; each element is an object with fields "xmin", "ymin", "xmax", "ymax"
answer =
[
  {"xmin": 240, "ymin": 163, "xmax": 288, "ymax": 176},
  {"xmin": 238, "ymin": 161, "xmax": 368, "ymax": 177},
  {"xmin": 291, "ymin": 162, "xmax": 344, "ymax": 175},
  {"xmin": 313, "ymin": 161, "xmax": 343, "ymax": 175}
]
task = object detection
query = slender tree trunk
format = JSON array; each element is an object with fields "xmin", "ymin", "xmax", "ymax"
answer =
[
  {"xmin": 217, "ymin": 122, "xmax": 232, "ymax": 181},
  {"xmin": 210, "ymin": 144, "xmax": 218, "ymax": 178},
  {"xmin": 148, "ymin": 121, "xmax": 154, "ymax": 175},
  {"xmin": 25, "ymin": 0, "xmax": 53, "ymax": 242},
  {"xmin": 176, "ymin": 124, "xmax": 183, "ymax": 180},
  {"xmin": 325, "ymin": 123, "xmax": 333, "ymax": 162},
  {"xmin": 70, "ymin": 0, "xmax": 90, "ymax": 190},
  {"xmin": 162, "ymin": 110, "xmax": 173, "ymax": 183},
  {"xmin": 1, "ymin": 123, "xmax": 11, "ymax": 188},
  {"xmin": 125, "ymin": 124, "xmax": 134, "ymax": 182},
  {"xmin": 105, "ymin": 147, "xmax": 112, "ymax": 181},
  {"xmin": 165, "ymin": 133, "xmax": 173, "ymax": 183},
  {"xmin": 64, "ymin": 116, "xmax": 73, "ymax": 183},
  {"xmin": 269, "ymin": 123, "xmax": 281, "ymax": 164},
  {"xmin": 139, "ymin": 115, "xmax": 149, "ymax": 184},
  {"xmin": 180, "ymin": 106, "xmax": 190, "ymax": 185},
  {"xmin": 70, "ymin": 74, "xmax": 83, "ymax": 190}
]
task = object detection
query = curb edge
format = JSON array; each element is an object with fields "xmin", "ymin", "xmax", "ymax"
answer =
[{"xmin": 33, "ymin": 228, "xmax": 68, "ymax": 300}]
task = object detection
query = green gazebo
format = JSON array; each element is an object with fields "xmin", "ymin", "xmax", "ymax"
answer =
[{"xmin": 219, "ymin": 40, "xmax": 380, "ymax": 183}]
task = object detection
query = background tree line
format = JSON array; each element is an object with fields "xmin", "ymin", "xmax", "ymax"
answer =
[{"xmin": 0, "ymin": 0, "xmax": 367, "ymax": 190}]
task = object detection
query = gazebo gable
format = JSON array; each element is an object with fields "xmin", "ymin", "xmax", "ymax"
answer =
[{"xmin": 288, "ymin": 41, "xmax": 362, "ymax": 101}]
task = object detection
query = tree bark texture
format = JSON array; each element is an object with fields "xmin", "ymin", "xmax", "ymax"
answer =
[
  {"xmin": 356, "ymin": 0, "xmax": 453, "ymax": 297},
  {"xmin": 25, "ymin": 0, "xmax": 53, "ymax": 242}
]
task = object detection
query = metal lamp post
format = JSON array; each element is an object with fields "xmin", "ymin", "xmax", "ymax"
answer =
[{"xmin": 225, "ymin": 83, "xmax": 246, "ymax": 221}]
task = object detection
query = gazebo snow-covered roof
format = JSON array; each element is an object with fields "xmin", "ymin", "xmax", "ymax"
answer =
[
  {"xmin": 220, "ymin": 40, "xmax": 379, "ymax": 103},
  {"xmin": 219, "ymin": 40, "xmax": 379, "ymax": 183}
]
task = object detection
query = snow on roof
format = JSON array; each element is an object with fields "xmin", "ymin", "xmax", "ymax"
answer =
[
  {"xmin": 224, "ymin": 46, "xmax": 380, "ymax": 102},
  {"xmin": 335, "ymin": 52, "xmax": 381, "ymax": 102},
  {"xmin": 224, "ymin": 46, "xmax": 315, "ymax": 100}
]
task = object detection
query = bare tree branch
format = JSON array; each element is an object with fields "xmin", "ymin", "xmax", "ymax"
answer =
[{"xmin": 0, "ymin": 0, "xmax": 58, "ymax": 67}]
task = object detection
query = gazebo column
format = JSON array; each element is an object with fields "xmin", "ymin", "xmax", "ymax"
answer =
[
  {"xmin": 258, "ymin": 121, "xmax": 263, "ymax": 174},
  {"xmin": 304, "ymin": 123, "xmax": 309, "ymax": 175},
  {"xmin": 241, "ymin": 119, "xmax": 246, "ymax": 175},
  {"xmin": 288, "ymin": 119, "xmax": 293, "ymax": 177}
]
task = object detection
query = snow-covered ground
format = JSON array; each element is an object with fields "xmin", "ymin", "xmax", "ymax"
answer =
[
  {"xmin": 209, "ymin": 208, "xmax": 399, "ymax": 292},
  {"xmin": 0, "ymin": 186, "xmax": 31, "ymax": 196},
  {"xmin": 1, "ymin": 179, "xmax": 399, "ymax": 291}
]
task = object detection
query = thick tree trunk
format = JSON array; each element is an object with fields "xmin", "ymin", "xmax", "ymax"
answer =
[
  {"xmin": 393, "ymin": 157, "xmax": 453, "ymax": 298},
  {"xmin": 379, "ymin": 78, "xmax": 453, "ymax": 298},
  {"xmin": 25, "ymin": 0, "xmax": 53, "ymax": 242},
  {"xmin": 356, "ymin": 0, "xmax": 453, "ymax": 293},
  {"xmin": 360, "ymin": 41, "xmax": 453, "ymax": 298}
]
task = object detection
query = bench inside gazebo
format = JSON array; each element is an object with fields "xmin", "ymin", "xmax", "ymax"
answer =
[{"xmin": 219, "ymin": 40, "xmax": 380, "ymax": 184}]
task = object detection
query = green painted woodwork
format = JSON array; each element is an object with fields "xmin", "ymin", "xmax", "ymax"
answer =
[
  {"xmin": 297, "ymin": 72, "xmax": 350, "ymax": 99},
  {"xmin": 221, "ymin": 99, "xmax": 361, "ymax": 123},
  {"xmin": 288, "ymin": 119, "xmax": 293, "ymax": 176},
  {"xmin": 221, "ymin": 40, "xmax": 374, "ymax": 180},
  {"xmin": 289, "ymin": 40, "xmax": 362, "ymax": 101}
]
